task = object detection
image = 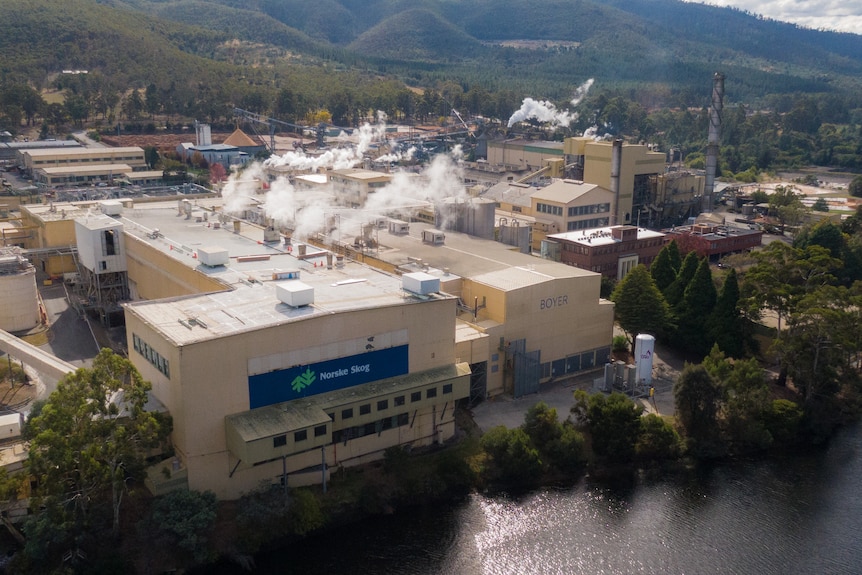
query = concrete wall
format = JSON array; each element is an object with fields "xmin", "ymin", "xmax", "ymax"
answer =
[{"xmin": 125, "ymin": 234, "xmax": 227, "ymax": 299}]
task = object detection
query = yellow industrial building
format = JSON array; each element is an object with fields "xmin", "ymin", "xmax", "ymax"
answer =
[
  {"xmin": 17, "ymin": 146, "xmax": 147, "ymax": 175},
  {"xmin": 21, "ymin": 195, "xmax": 613, "ymax": 499}
]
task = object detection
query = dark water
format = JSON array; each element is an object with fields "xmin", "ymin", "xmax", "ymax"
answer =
[{"xmin": 225, "ymin": 425, "xmax": 862, "ymax": 575}]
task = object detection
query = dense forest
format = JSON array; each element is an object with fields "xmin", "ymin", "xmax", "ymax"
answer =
[{"xmin": 2, "ymin": 0, "xmax": 862, "ymax": 175}]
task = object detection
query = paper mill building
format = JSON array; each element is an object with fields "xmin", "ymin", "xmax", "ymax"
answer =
[{"xmin": 31, "ymin": 197, "xmax": 614, "ymax": 499}]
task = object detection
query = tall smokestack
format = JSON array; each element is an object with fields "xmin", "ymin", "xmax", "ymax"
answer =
[
  {"xmin": 704, "ymin": 72, "xmax": 725, "ymax": 213},
  {"xmin": 611, "ymin": 139, "xmax": 622, "ymax": 224}
]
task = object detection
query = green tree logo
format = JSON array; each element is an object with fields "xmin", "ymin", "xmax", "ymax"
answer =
[{"xmin": 291, "ymin": 368, "xmax": 316, "ymax": 393}]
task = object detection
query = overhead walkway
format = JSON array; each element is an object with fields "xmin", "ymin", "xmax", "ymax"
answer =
[{"xmin": 0, "ymin": 329, "xmax": 78, "ymax": 381}]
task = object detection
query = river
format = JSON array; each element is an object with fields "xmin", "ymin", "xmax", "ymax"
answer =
[{"xmin": 217, "ymin": 424, "xmax": 862, "ymax": 574}]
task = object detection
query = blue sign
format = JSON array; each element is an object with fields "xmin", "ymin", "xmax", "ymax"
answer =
[{"xmin": 248, "ymin": 345, "xmax": 409, "ymax": 409}]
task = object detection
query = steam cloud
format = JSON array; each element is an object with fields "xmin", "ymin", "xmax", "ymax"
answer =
[
  {"xmin": 507, "ymin": 78, "xmax": 595, "ymax": 128},
  {"xmin": 220, "ymin": 115, "xmax": 468, "ymax": 242}
]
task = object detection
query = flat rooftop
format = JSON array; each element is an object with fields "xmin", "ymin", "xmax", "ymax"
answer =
[
  {"xmin": 549, "ymin": 226, "xmax": 665, "ymax": 247},
  {"xmin": 116, "ymin": 199, "xmax": 453, "ymax": 345},
  {"xmin": 372, "ymin": 220, "xmax": 597, "ymax": 282}
]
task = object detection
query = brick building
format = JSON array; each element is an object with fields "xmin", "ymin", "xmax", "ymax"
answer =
[{"xmin": 543, "ymin": 225, "xmax": 667, "ymax": 279}]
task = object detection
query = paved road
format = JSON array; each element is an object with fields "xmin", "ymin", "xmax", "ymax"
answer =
[
  {"xmin": 36, "ymin": 281, "xmax": 100, "ymax": 396},
  {"xmin": 470, "ymin": 345, "xmax": 680, "ymax": 432}
]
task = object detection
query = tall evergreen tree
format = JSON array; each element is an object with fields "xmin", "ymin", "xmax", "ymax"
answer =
[
  {"xmin": 666, "ymin": 239, "xmax": 682, "ymax": 273},
  {"xmin": 708, "ymin": 268, "xmax": 744, "ymax": 357},
  {"xmin": 650, "ymin": 244, "xmax": 677, "ymax": 292},
  {"xmin": 676, "ymin": 258, "xmax": 718, "ymax": 355},
  {"xmin": 664, "ymin": 250, "xmax": 700, "ymax": 308}
]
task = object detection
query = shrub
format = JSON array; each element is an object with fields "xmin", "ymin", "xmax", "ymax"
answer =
[{"xmin": 636, "ymin": 414, "xmax": 681, "ymax": 460}]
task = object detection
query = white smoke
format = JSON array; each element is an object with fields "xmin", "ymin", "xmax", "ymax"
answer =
[
  {"xmin": 264, "ymin": 114, "xmax": 392, "ymax": 172},
  {"xmin": 220, "ymin": 126, "xmax": 468, "ymax": 243},
  {"xmin": 582, "ymin": 124, "xmax": 613, "ymax": 141},
  {"xmin": 507, "ymin": 78, "xmax": 595, "ymax": 128},
  {"xmin": 570, "ymin": 78, "xmax": 594, "ymax": 108}
]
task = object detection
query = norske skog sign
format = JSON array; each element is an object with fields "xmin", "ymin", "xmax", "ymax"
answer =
[{"xmin": 248, "ymin": 345, "xmax": 409, "ymax": 409}]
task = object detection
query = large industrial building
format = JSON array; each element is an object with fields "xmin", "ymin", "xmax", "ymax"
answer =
[
  {"xmin": 482, "ymin": 137, "xmax": 700, "ymax": 230},
  {"xmin": 21, "ymin": 195, "xmax": 613, "ymax": 499},
  {"xmin": 16, "ymin": 146, "xmax": 147, "ymax": 176},
  {"xmin": 481, "ymin": 178, "xmax": 615, "ymax": 252}
]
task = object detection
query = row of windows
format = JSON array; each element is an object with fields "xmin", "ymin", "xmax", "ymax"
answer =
[
  {"xmin": 536, "ymin": 203, "xmax": 563, "ymax": 216},
  {"xmin": 132, "ymin": 333, "xmax": 170, "ymax": 379},
  {"xmin": 334, "ymin": 384, "xmax": 454, "ymax": 421},
  {"xmin": 333, "ymin": 413, "xmax": 410, "ymax": 443},
  {"xmin": 567, "ymin": 218, "xmax": 610, "ymax": 231},
  {"xmin": 272, "ymin": 424, "xmax": 328, "ymax": 448},
  {"xmin": 568, "ymin": 203, "xmax": 610, "ymax": 217}
]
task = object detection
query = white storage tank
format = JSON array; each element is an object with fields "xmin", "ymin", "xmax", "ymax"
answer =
[
  {"xmin": 0, "ymin": 248, "xmax": 39, "ymax": 332},
  {"xmin": 634, "ymin": 333, "xmax": 656, "ymax": 386}
]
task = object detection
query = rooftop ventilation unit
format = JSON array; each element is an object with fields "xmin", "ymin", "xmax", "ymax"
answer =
[
  {"xmin": 100, "ymin": 200, "xmax": 122, "ymax": 216},
  {"xmin": 389, "ymin": 220, "xmax": 409, "ymax": 235},
  {"xmin": 402, "ymin": 272, "xmax": 440, "ymax": 295},
  {"xmin": 197, "ymin": 246, "xmax": 230, "ymax": 267},
  {"xmin": 422, "ymin": 229, "xmax": 445, "ymax": 245},
  {"xmin": 276, "ymin": 280, "xmax": 314, "ymax": 307}
]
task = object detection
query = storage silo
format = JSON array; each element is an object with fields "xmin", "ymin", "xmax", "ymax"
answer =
[
  {"xmin": 634, "ymin": 333, "xmax": 656, "ymax": 387},
  {"xmin": 464, "ymin": 197, "xmax": 496, "ymax": 239},
  {"xmin": 0, "ymin": 247, "xmax": 39, "ymax": 332}
]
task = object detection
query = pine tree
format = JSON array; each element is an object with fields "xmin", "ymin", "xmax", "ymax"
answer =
[
  {"xmin": 708, "ymin": 268, "xmax": 744, "ymax": 357},
  {"xmin": 666, "ymin": 239, "xmax": 682, "ymax": 273},
  {"xmin": 650, "ymin": 244, "xmax": 677, "ymax": 292},
  {"xmin": 664, "ymin": 250, "xmax": 699, "ymax": 308},
  {"xmin": 676, "ymin": 258, "xmax": 718, "ymax": 355}
]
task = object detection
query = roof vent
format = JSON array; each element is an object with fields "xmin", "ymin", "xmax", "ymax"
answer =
[
  {"xmin": 402, "ymin": 272, "xmax": 439, "ymax": 295},
  {"xmin": 276, "ymin": 280, "xmax": 314, "ymax": 307},
  {"xmin": 197, "ymin": 246, "xmax": 230, "ymax": 267}
]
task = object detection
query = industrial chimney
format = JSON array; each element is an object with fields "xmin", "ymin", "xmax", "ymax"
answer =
[
  {"xmin": 704, "ymin": 73, "xmax": 725, "ymax": 213},
  {"xmin": 611, "ymin": 139, "xmax": 622, "ymax": 224}
]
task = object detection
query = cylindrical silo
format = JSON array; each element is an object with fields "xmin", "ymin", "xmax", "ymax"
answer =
[{"xmin": 0, "ymin": 249, "xmax": 40, "ymax": 333}]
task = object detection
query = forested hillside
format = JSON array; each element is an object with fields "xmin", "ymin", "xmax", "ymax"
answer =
[
  {"xmin": 2, "ymin": 0, "xmax": 861, "ymax": 175},
  {"xmin": 3, "ymin": 0, "xmax": 862, "ymax": 103}
]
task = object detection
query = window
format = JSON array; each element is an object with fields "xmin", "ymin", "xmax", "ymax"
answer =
[
  {"xmin": 359, "ymin": 404, "xmax": 371, "ymax": 415},
  {"xmin": 341, "ymin": 408, "xmax": 353, "ymax": 420},
  {"xmin": 394, "ymin": 395, "xmax": 405, "ymax": 407},
  {"xmin": 443, "ymin": 383, "xmax": 453, "ymax": 394},
  {"xmin": 411, "ymin": 391, "xmax": 422, "ymax": 403},
  {"xmin": 426, "ymin": 388, "xmax": 437, "ymax": 399},
  {"xmin": 377, "ymin": 399, "xmax": 388, "ymax": 411},
  {"xmin": 397, "ymin": 413, "xmax": 409, "ymax": 426},
  {"xmin": 314, "ymin": 425, "xmax": 327, "ymax": 437},
  {"xmin": 327, "ymin": 413, "xmax": 335, "ymax": 421},
  {"xmin": 294, "ymin": 430, "xmax": 307, "ymax": 442},
  {"xmin": 273, "ymin": 435, "xmax": 287, "ymax": 448}
]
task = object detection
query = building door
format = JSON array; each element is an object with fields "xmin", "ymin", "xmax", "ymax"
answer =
[
  {"xmin": 510, "ymin": 338, "xmax": 540, "ymax": 398},
  {"xmin": 468, "ymin": 361, "xmax": 487, "ymax": 406}
]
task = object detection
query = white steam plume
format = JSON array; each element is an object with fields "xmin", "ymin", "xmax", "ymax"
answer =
[
  {"xmin": 507, "ymin": 78, "xmax": 595, "ymax": 128},
  {"xmin": 221, "ymin": 130, "xmax": 468, "ymax": 243}
]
